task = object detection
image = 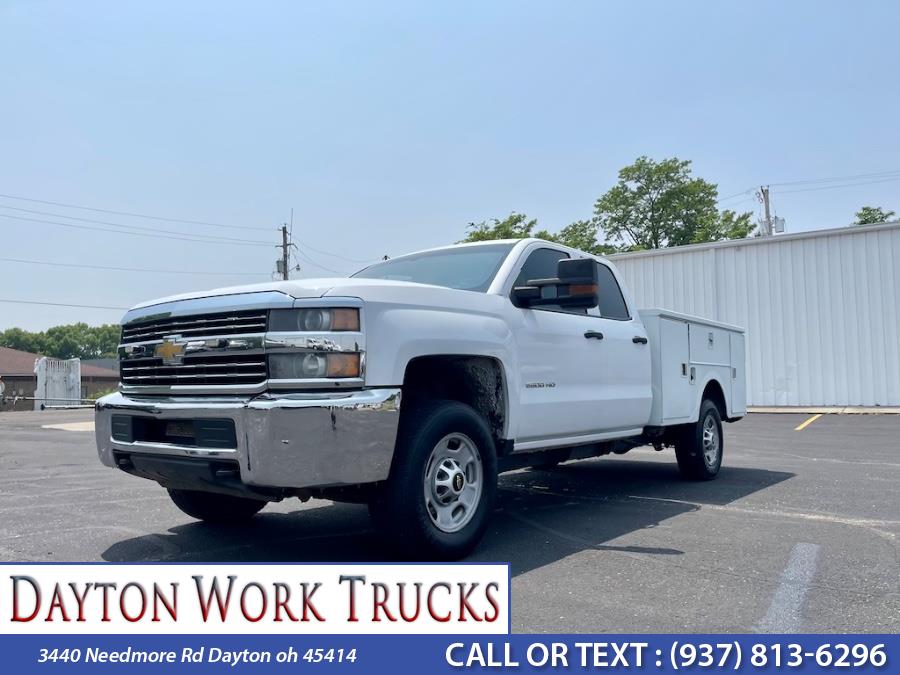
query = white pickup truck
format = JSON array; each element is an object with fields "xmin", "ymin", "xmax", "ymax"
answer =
[{"xmin": 95, "ymin": 239, "xmax": 746, "ymax": 559}]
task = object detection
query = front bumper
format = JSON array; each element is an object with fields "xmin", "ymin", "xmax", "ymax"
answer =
[{"xmin": 95, "ymin": 388, "xmax": 401, "ymax": 491}]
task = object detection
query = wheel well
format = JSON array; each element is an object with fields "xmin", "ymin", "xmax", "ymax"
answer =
[
  {"xmin": 702, "ymin": 379, "xmax": 727, "ymax": 419},
  {"xmin": 401, "ymin": 355, "xmax": 508, "ymax": 451}
]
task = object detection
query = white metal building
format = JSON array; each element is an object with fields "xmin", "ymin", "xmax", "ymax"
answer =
[{"xmin": 610, "ymin": 221, "xmax": 900, "ymax": 407}]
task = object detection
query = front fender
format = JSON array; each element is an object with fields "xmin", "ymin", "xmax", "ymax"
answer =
[{"xmin": 363, "ymin": 302, "xmax": 519, "ymax": 438}]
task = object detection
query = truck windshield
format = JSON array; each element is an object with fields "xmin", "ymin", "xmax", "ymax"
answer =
[{"xmin": 352, "ymin": 243, "xmax": 515, "ymax": 292}]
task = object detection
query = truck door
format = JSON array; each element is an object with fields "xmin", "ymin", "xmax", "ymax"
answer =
[
  {"xmin": 586, "ymin": 261, "xmax": 653, "ymax": 431},
  {"xmin": 509, "ymin": 247, "xmax": 614, "ymax": 443}
]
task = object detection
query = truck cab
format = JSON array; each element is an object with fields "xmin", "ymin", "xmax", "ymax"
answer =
[{"xmin": 95, "ymin": 238, "xmax": 745, "ymax": 559}]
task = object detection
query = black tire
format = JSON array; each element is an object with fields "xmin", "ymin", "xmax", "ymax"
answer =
[
  {"xmin": 368, "ymin": 400, "xmax": 498, "ymax": 560},
  {"xmin": 167, "ymin": 488, "xmax": 266, "ymax": 524},
  {"xmin": 674, "ymin": 399, "xmax": 723, "ymax": 480}
]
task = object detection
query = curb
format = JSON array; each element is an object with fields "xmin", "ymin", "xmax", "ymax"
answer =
[{"xmin": 748, "ymin": 406, "xmax": 900, "ymax": 415}]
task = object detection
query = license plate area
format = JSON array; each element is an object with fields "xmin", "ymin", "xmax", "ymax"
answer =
[
  {"xmin": 111, "ymin": 415, "xmax": 236, "ymax": 449},
  {"xmin": 165, "ymin": 421, "xmax": 196, "ymax": 440}
]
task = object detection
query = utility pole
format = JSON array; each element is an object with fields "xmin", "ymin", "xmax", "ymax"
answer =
[
  {"xmin": 280, "ymin": 224, "xmax": 290, "ymax": 280},
  {"xmin": 760, "ymin": 185, "xmax": 773, "ymax": 236}
]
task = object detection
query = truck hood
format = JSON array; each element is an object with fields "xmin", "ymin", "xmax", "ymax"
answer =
[{"xmin": 129, "ymin": 277, "xmax": 494, "ymax": 310}]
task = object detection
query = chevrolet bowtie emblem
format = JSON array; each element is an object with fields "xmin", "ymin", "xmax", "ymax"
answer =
[{"xmin": 155, "ymin": 338, "xmax": 185, "ymax": 365}]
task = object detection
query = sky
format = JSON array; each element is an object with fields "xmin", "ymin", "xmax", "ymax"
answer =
[{"xmin": 1, "ymin": 0, "xmax": 899, "ymax": 330}]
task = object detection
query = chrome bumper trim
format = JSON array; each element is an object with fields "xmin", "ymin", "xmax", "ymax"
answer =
[{"xmin": 95, "ymin": 388, "xmax": 401, "ymax": 489}]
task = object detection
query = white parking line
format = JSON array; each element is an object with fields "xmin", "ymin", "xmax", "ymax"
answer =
[{"xmin": 756, "ymin": 542, "xmax": 821, "ymax": 632}]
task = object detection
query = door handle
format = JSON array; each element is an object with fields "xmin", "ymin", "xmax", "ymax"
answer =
[
  {"xmin": 632, "ymin": 335, "xmax": 648, "ymax": 344},
  {"xmin": 584, "ymin": 330, "xmax": 604, "ymax": 340}
]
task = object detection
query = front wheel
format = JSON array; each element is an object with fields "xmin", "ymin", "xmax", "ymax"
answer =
[
  {"xmin": 674, "ymin": 399, "xmax": 723, "ymax": 480},
  {"xmin": 167, "ymin": 488, "xmax": 267, "ymax": 524},
  {"xmin": 368, "ymin": 400, "xmax": 498, "ymax": 560}
]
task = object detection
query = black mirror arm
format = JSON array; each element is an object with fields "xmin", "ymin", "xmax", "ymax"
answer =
[{"xmin": 511, "ymin": 285, "xmax": 541, "ymax": 308}]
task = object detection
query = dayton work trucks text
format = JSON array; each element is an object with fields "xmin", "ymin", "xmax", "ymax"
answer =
[{"xmin": 96, "ymin": 239, "xmax": 746, "ymax": 558}]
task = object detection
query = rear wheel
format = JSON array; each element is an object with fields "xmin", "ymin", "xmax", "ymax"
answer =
[
  {"xmin": 674, "ymin": 399, "xmax": 723, "ymax": 480},
  {"xmin": 167, "ymin": 488, "xmax": 266, "ymax": 524},
  {"xmin": 368, "ymin": 400, "xmax": 498, "ymax": 560}
]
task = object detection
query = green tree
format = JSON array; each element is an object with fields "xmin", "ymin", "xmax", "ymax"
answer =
[
  {"xmin": 0, "ymin": 323, "xmax": 120, "ymax": 359},
  {"xmin": 593, "ymin": 156, "xmax": 753, "ymax": 250},
  {"xmin": 692, "ymin": 209, "xmax": 756, "ymax": 244},
  {"xmin": 460, "ymin": 213, "xmax": 616, "ymax": 255},
  {"xmin": 854, "ymin": 205, "xmax": 896, "ymax": 225},
  {"xmin": 460, "ymin": 213, "xmax": 539, "ymax": 242},
  {"xmin": 551, "ymin": 220, "xmax": 616, "ymax": 255},
  {"xmin": 0, "ymin": 327, "xmax": 46, "ymax": 354}
]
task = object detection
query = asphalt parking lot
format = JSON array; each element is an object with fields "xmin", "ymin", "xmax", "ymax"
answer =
[{"xmin": 1, "ymin": 409, "xmax": 897, "ymax": 633}]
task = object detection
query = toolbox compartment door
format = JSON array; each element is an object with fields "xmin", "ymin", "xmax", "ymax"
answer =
[
  {"xmin": 689, "ymin": 325, "xmax": 732, "ymax": 367},
  {"xmin": 660, "ymin": 318, "xmax": 694, "ymax": 422},
  {"xmin": 729, "ymin": 332, "xmax": 747, "ymax": 416}
]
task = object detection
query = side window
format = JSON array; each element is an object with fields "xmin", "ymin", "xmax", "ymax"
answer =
[
  {"xmin": 595, "ymin": 262, "xmax": 630, "ymax": 320},
  {"xmin": 513, "ymin": 248, "xmax": 569, "ymax": 288},
  {"xmin": 512, "ymin": 248, "xmax": 587, "ymax": 314}
]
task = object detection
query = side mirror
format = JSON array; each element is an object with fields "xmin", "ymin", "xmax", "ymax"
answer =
[{"xmin": 512, "ymin": 258, "xmax": 599, "ymax": 309}]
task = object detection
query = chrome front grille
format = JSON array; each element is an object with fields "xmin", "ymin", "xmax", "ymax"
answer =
[
  {"xmin": 120, "ymin": 310, "xmax": 268, "ymax": 344},
  {"xmin": 117, "ymin": 296, "xmax": 365, "ymax": 394},
  {"xmin": 120, "ymin": 309, "xmax": 269, "ymax": 390},
  {"xmin": 120, "ymin": 353, "xmax": 267, "ymax": 388}
]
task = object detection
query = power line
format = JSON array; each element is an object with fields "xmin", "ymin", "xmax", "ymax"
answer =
[
  {"xmin": 279, "ymin": 213, "xmax": 347, "ymax": 277},
  {"xmin": 0, "ymin": 205, "xmax": 272, "ymax": 245},
  {"xmin": 719, "ymin": 196, "xmax": 755, "ymax": 208},
  {"xmin": 718, "ymin": 169, "xmax": 900, "ymax": 203},
  {"xmin": 0, "ymin": 191, "xmax": 378, "ymax": 262},
  {"xmin": 717, "ymin": 189, "xmax": 753, "ymax": 203},
  {"xmin": 281, "ymin": 208, "xmax": 371, "ymax": 265},
  {"xmin": 768, "ymin": 168, "xmax": 900, "ymax": 188},
  {"xmin": 0, "ymin": 192, "xmax": 272, "ymax": 232},
  {"xmin": 295, "ymin": 248, "xmax": 341, "ymax": 275},
  {"xmin": 295, "ymin": 240, "xmax": 373, "ymax": 264},
  {"xmin": 0, "ymin": 298, "xmax": 128, "ymax": 310},
  {"xmin": 1, "ymin": 192, "xmax": 371, "ymax": 261},
  {"xmin": 0, "ymin": 213, "xmax": 273, "ymax": 247},
  {"xmin": 0, "ymin": 256, "xmax": 268, "ymax": 277},
  {"xmin": 774, "ymin": 175, "xmax": 900, "ymax": 195},
  {"xmin": 289, "ymin": 248, "xmax": 303, "ymax": 278}
]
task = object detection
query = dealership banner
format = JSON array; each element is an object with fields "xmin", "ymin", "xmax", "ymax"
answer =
[
  {"xmin": 0, "ymin": 564, "xmax": 510, "ymax": 635},
  {"xmin": 0, "ymin": 564, "xmax": 894, "ymax": 672},
  {"xmin": 0, "ymin": 634, "xmax": 893, "ymax": 671}
]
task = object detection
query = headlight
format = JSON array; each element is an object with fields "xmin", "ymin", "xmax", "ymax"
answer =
[
  {"xmin": 269, "ymin": 308, "xmax": 360, "ymax": 332},
  {"xmin": 268, "ymin": 353, "xmax": 361, "ymax": 379}
]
